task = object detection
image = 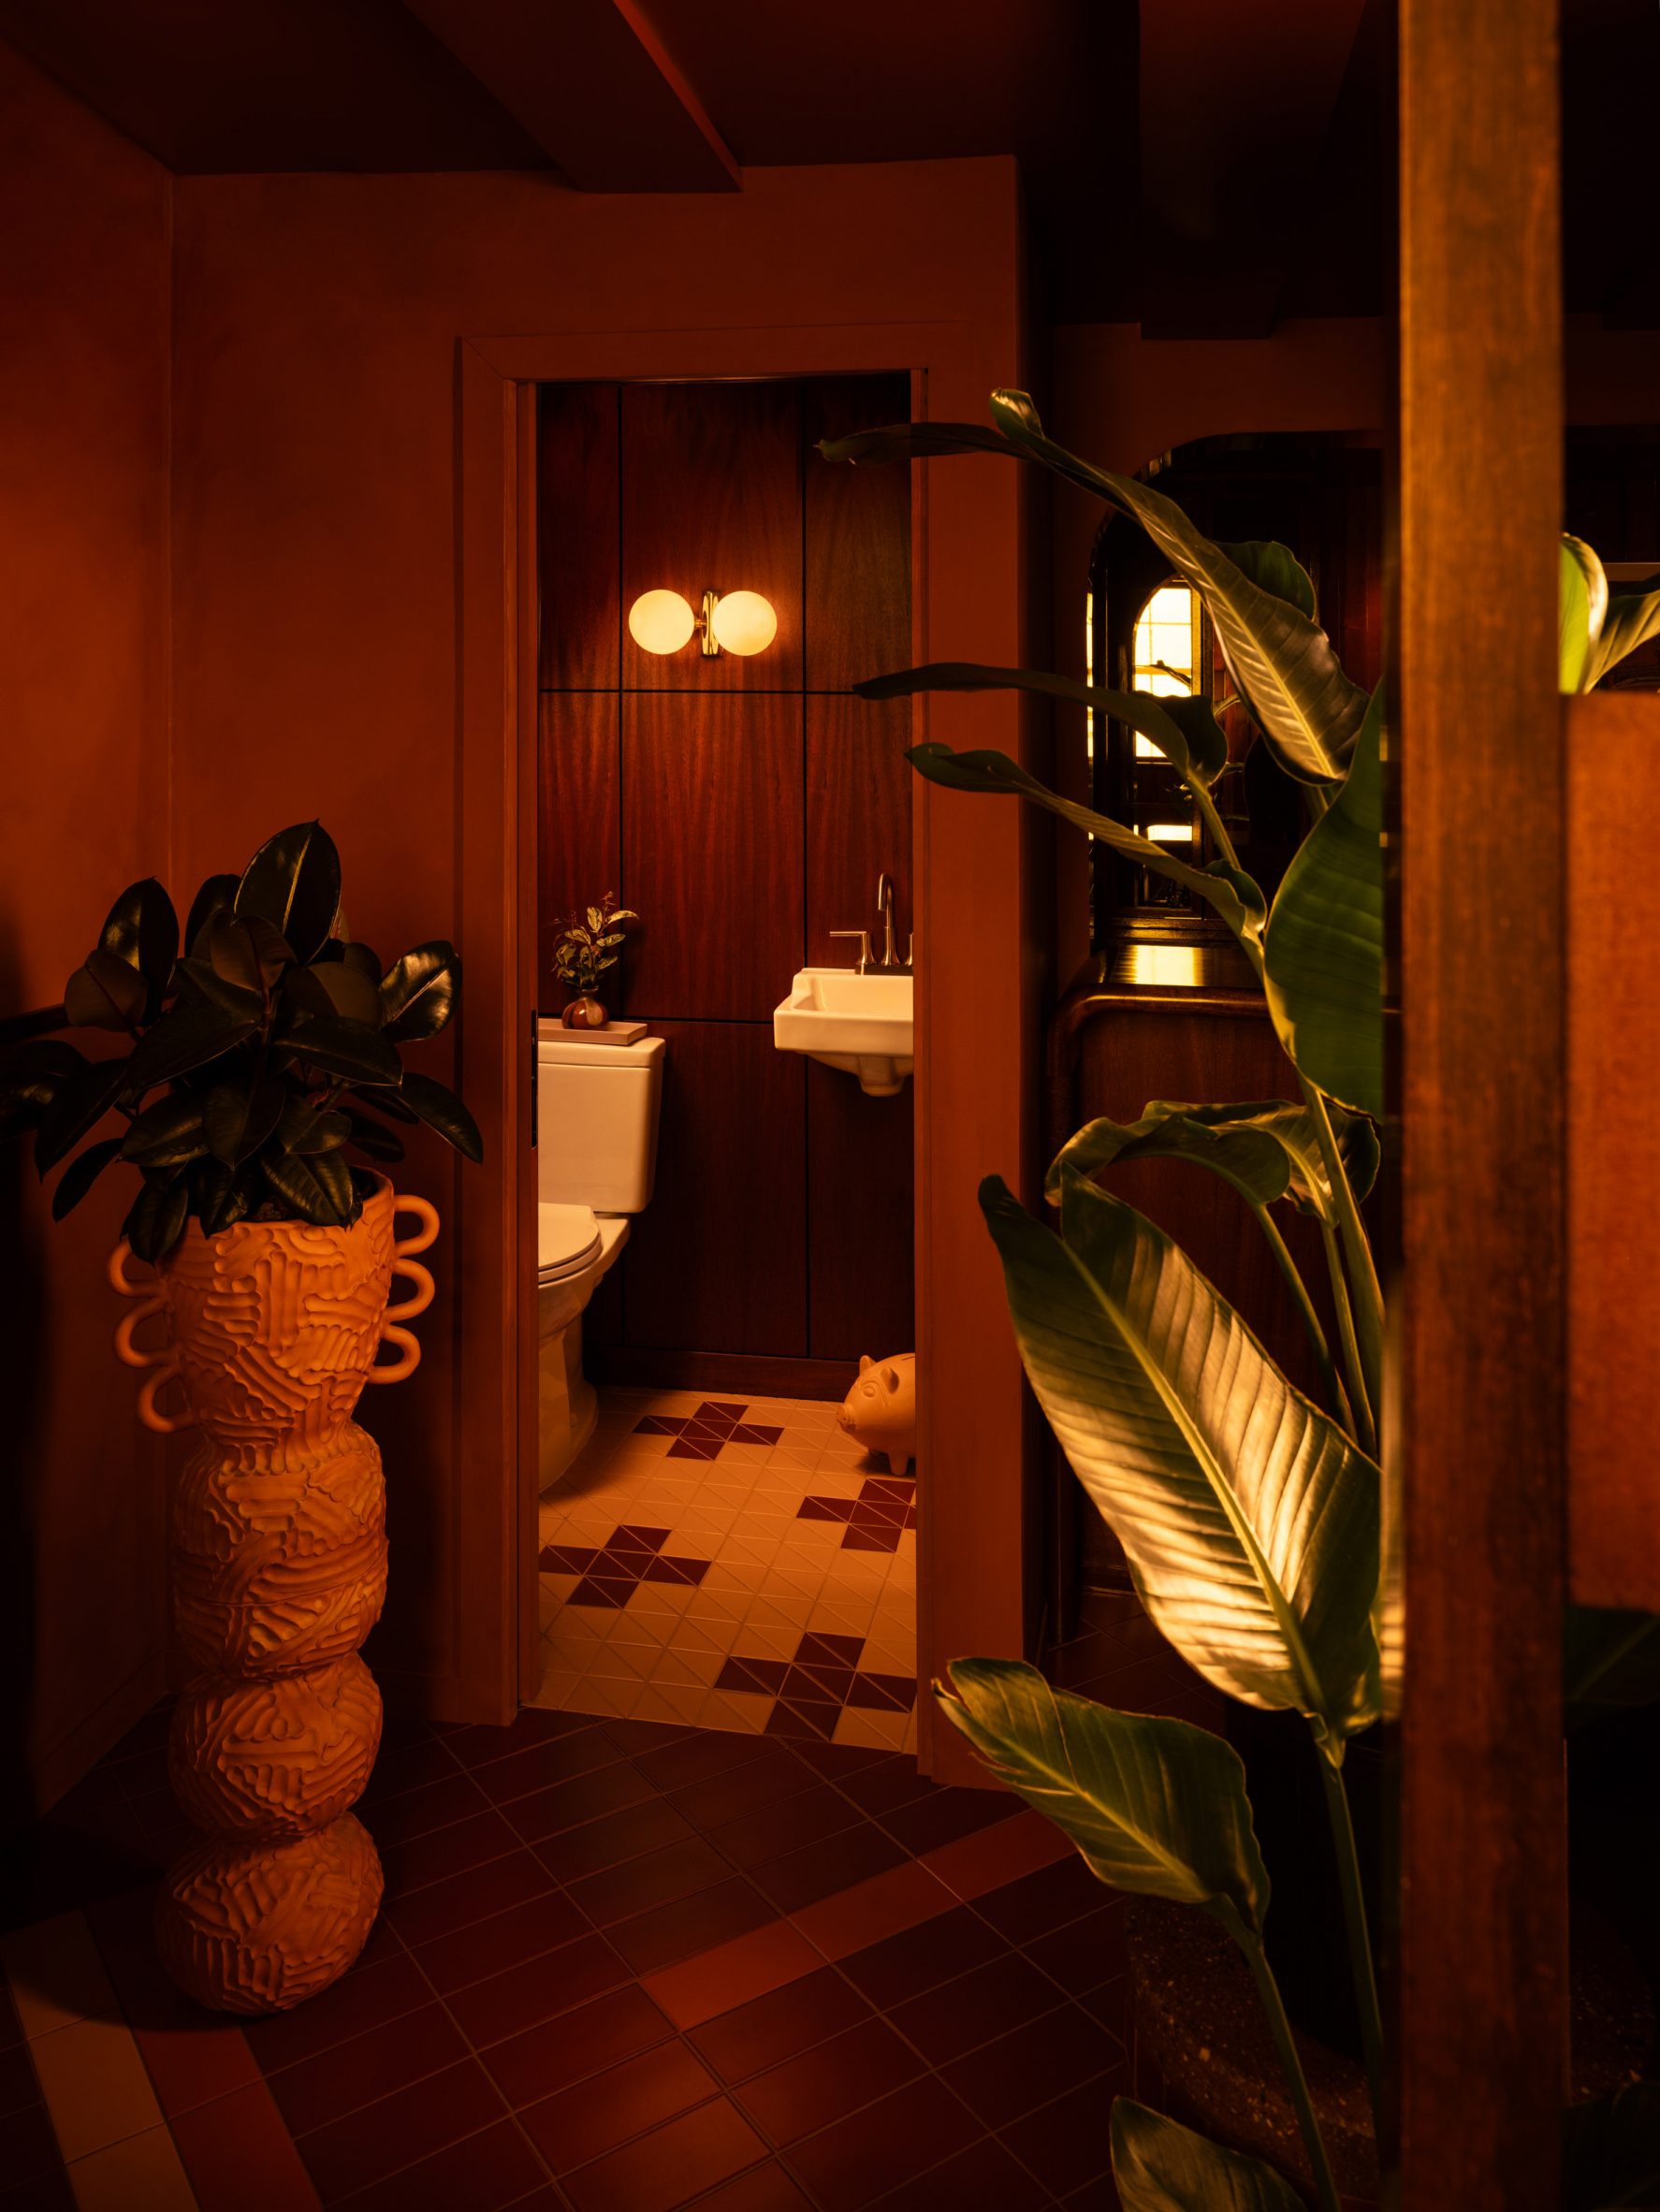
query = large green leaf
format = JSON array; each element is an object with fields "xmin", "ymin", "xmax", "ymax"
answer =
[
  {"xmin": 1112, "ymin": 2100, "xmax": 1305, "ymax": 2212},
  {"xmin": 235, "ymin": 822, "xmax": 342, "ymax": 966},
  {"xmin": 988, "ymin": 392, "xmax": 1367, "ymax": 784},
  {"xmin": 121, "ymin": 1093, "xmax": 208, "ymax": 1170},
  {"xmin": 183, "ymin": 872, "xmax": 240, "ymax": 957},
  {"xmin": 937, "ymin": 1660, "xmax": 1269, "ymax": 1936},
  {"xmin": 1262, "ymin": 688, "xmax": 1383, "ymax": 1119},
  {"xmin": 340, "ymin": 1103, "xmax": 406, "ymax": 1163},
  {"xmin": 829, "ymin": 401, "xmax": 1365, "ymax": 783},
  {"xmin": 1561, "ymin": 535, "xmax": 1609, "ymax": 693},
  {"xmin": 399, "ymin": 1070, "xmax": 485, "ymax": 1161},
  {"xmin": 1051, "ymin": 1099, "xmax": 1379, "ymax": 1220},
  {"xmin": 264, "ymin": 1143, "xmax": 358, "ymax": 1225},
  {"xmin": 1586, "ymin": 566, "xmax": 1660, "ymax": 689},
  {"xmin": 202, "ymin": 1077, "xmax": 286, "ymax": 1167},
  {"xmin": 273, "ymin": 1012, "xmax": 401, "ymax": 1087},
  {"xmin": 284, "ymin": 959, "xmax": 383, "ymax": 1027},
  {"xmin": 983, "ymin": 1168, "xmax": 1380, "ymax": 1748},
  {"xmin": 380, "ymin": 941, "xmax": 462, "ymax": 1041},
  {"xmin": 123, "ymin": 1171, "xmax": 191, "ymax": 1264},
  {"xmin": 1218, "ymin": 542, "xmax": 1317, "ymax": 624},
  {"xmin": 64, "ymin": 948, "xmax": 147, "ymax": 1032},
  {"xmin": 909, "ymin": 745, "xmax": 1265, "ymax": 948},
  {"xmin": 171, "ymin": 957, "xmax": 266, "ymax": 1025},
  {"xmin": 124, "ymin": 1003, "xmax": 257, "ymax": 1095},
  {"xmin": 204, "ymin": 913, "xmax": 291, "ymax": 995},
  {"xmin": 857, "ymin": 664, "xmax": 1227, "ymax": 786},
  {"xmin": 97, "ymin": 878, "xmax": 179, "ymax": 1020}
]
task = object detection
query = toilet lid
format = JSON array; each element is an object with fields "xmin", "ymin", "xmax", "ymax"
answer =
[{"xmin": 537, "ymin": 1201, "xmax": 603, "ymax": 1281}]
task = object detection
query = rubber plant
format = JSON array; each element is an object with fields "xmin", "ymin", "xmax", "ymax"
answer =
[
  {"xmin": 0, "ymin": 820, "xmax": 483, "ymax": 1259},
  {"xmin": 823, "ymin": 392, "xmax": 1660, "ymax": 2212}
]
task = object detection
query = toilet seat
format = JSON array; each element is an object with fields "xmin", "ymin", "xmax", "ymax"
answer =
[{"xmin": 537, "ymin": 1201, "xmax": 603, "ymax": 1284}]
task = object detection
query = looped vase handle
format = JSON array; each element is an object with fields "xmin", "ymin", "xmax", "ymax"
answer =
[
  {"xmin": 108, "ymin": 1241, "xmax": 194, "ymax": 1435},
  {"xmin": 367, "ymin": 1194, "xmax": 440, "ymax": 1388}
]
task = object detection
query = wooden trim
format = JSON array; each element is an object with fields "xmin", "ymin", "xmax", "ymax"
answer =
[
  {"xmin": 514, "ymin": 379, "xmax": 543, "ymax": 1710},
  {"xmin": 1394, "ymin": 2, "xmax": 1566, "ymax": 2204},
  {"xmin": 588, "ymin": 1347, "xmax": 860, "ymax": 1403},
  {"xmin": 1567, "ymin": 690, "xmax": 1660, "ymax": 1609}
]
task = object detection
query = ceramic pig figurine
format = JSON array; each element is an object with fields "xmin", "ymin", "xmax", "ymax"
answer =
[{"xmin": 837, "ymin": 1353, "xmax": 916, "ymax": 1477}]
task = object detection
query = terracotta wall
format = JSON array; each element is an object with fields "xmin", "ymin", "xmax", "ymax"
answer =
[
  {"xmin": 0, "ymin": 44, "xmax": 172, "ymax": 1820},
  {"xmin": 167, "ymin": 160, "xmax": 1027, "ymax": 1721}
]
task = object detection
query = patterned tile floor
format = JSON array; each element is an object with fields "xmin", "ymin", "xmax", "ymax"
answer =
[
  {"xmin": 534, "ymin": 1391, "xmax": 918, "ymax": 1753},
  {"xmin": 0, "ymin": 1696, "xmax": 1135, "ymax": 2211}
]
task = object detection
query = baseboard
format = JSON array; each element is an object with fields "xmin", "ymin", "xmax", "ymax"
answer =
[{"xmin": 588, "ymin": 1346, "xmax": 858, "ymax": 1403}]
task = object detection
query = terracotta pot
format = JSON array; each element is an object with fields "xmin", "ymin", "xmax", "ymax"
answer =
[
  {"xmin": 561, "ymin": 994, "xmax": 607, "ymax": 1029},
  {"xmin": 109, "ymin": 1174, "xmax": 438, "ymax": 2014}
]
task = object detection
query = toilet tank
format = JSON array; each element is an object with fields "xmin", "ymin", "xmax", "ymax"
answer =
[{"xmin": 536, "ymin": 1026, "xmax": 664, "ymax": 1213}]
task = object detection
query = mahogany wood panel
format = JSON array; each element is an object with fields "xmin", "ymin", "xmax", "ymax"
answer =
[
  {"xmin": 1567, "ymin": 691, "xmax": 1660, "ymax": 1610},
  {"xmin": 537, "ymin": 383, "xmax": 619, "ymax": 689},
  {"xmin": 589, "ymin": 1346, "xmax": 855, "ymax": 1402},
  {"xmin": 620, "ymin": 1021, "xmax": 807, "ymax": 1360},
  {"xmin": 802, "ymin": 372, "xmax": 911, "ymax": 692},
  {"xmin": 805, "ymin": 693, "xmax": 913, "ymax": 966},
  {"xmin": 536, "ymin": 692, "xmax": 619, "ymax": 1008},
  {"xmin": 1395, "ymin": 4, "xmax": 1566, "ymax": 2205},
  {"xmin": 621, "ymin": 692, "xmax": 804, "ymax": 1022},
  {"xmin": 807, "ymin": 1063, "xmax": 915, "ymax": 1363},
  {"xmin": 620, "ymin": 380, "xmax": 803, "ymax": 691}
]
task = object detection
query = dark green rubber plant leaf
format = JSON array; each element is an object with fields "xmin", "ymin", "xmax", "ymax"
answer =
[
  {"xmin": 856, "ymin": 665, "xmax": 1227, "ymax": 787},
  {"xmin": 202, "ymin": 1078, "xmax": 286, "ymax": 1167},
  {"xmin": 273, "ymin": 1012, "xmax": 402, "ymax": 1087},
  {"xmin": 820, "ymin": 420, "xmax": 1019, "ymax": 467},
  {"xmin": 235, "ymin": 821, "xmax": 342, "ymax": 966},
  {"xmin": 191, "ymin": 1156, "xmax": 255, "ymax": 1238},
  {"xmin": 125, "ymin": 1003, "xmax": 258, "ymax": 1096},
  {"xmin": 988, "ymin": 392, "xmax": 1368, "ymax": 784},
  {"xmin": 936, "ymin": 1661, "xmax": 1269, "ymax": 1938},
  {"xmin": 122, "ymin": 1093, "xmax": 208, "ymax": 1170},
  {"xmin": 1560, "ymin": 534, "xmax": 1609, "ymax": 693},
  {"xmin": 983, "ymin": 1168, "xmax": 1381, "ymax": 1752},
  {"xmin": 340, "ymin": 1104, "xmax": 405, "ymax": 1162},
  {"xmin": 1051, "ymin": 1099, "xmax": 1379, "ymax": 1221},
  {"xmin": 1262, "ymin": 687, "xmax": 1384, "ymax": 1120},
  {"xmin": 50, "ymin": 1136, "xmax": 124, "ymax": 1222},
  {"xmin": 204, "ymin": 913, "xmax": 292, "ymax": 995},
  {"xmin": 1562, "ymin": 2083, "xmax": 1660, "ymax": 2211},
  {"xmin": 183, "ymin": 872, "xmax": 240, "ymax": 958},
  {"xmin": 349, "ymin": 1082, "xmax": 417, "ymax": 1125},
  {"xmin": 171, "ymin": 956, "xmax": 266, "ymax": 1024},
  {"xmin": 97, "ymin": 878, "xmax": 179, "ymax": 1020},
  {"xmin": 34, "ymin": 1055, "xmax": 133, "ymax": 1174},
  {"xmin": 399, "ymin": 1070, "xmax": 485, "ymax": 1161},
  {"xmin": 1586, "ymin": 566, "xmax": 1660, "ymax": 689},
  {"xmin": 1111, "ymin": 2100, "xmax": 1305, "ymax": 2212},
  {"xmin": 65, "ymin": 948, "xmax": 148, "ymax": 1032},
  {"xmin": 380, "ymin": 941, "xmax": 462, "ymax": 1042},
  {"xmin": 908, "ymin": 745, "xmax": 1265, "ymax": 950},
  {"xmin": 284, "ymin": 960, "xmax": 383, "ymax": 1027},
  {"xmin": 123, "ymin": 1171, "xmax": 191, "ymax": 1265},
  {"xmin": 264, "ymin": 1143, "xmax": 357, "ymax": 1226},
  {"xmin": 0, "ymin": 1041, "xmax": 85, "ymax": 1138}
]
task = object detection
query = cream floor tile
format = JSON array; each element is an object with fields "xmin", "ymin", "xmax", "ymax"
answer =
[
  {"xmin": 699, "ymin": 1689, "xmax": 773, "ymax": 1734},
  {"xmin": 834, "ymin": 1706, "xmax": 910, "ymax": 1752}
]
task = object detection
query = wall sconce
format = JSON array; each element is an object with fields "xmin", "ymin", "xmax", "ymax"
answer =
[{"xmin": 627, "ymin": 588, "xmax": 777, "ymax": 660}]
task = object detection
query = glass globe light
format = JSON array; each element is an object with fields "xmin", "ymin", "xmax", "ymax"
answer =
[
  {"xmin": 627, "ymin": 589, "xmax": 696, "ymax": 655},
  {"xmin": 707, "ymin": 589, "xmax": 778, "ymax": 658}
]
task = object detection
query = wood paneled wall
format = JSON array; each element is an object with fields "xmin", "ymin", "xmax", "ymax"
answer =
[{"xmin": 537, "ymin": 373, "xmax": 914, "ymax": 1396}]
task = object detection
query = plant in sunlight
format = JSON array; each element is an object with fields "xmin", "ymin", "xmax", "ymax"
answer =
[
  {"xmin": 0, "ymin": 821, "xmax": 483, "ymax": 1263},
  {"xmin": 823, "ymin": 390, "xmax": 1660, "ymax": 2212}
]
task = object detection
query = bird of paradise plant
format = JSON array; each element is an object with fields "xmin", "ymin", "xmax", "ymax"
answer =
[{"xmin": 823, "ymin": 390, "xmax": 1660, "ymax": 2210}]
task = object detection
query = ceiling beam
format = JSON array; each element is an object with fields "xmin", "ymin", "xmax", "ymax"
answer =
[
  {"xmin": 1138, "ymin": 0, "xmax": 1369, "ymax": 338},
  {"xmin": 400, "ymin": 0, "xmax": 739, "ymax": 191}
]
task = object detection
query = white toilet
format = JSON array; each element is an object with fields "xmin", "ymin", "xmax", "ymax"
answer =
[{"xmin": 536, "ymin": 1023, "xmax": 664, "ymax": 1488}]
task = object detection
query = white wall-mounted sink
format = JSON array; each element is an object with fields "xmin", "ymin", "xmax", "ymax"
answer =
[{"xmin": 773, "ymin": 968, "xmax": 913, "ymax": 1097}]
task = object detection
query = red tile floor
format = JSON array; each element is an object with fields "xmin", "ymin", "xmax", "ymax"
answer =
[{"xmin": 1, "ymin": 1695, "xmax": 1138, "ymax": 2210}]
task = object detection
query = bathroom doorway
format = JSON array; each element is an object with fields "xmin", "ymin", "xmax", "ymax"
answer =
[{"xmin": 528, "ymin": 373, "xmax": 919, "ymax": 1749}]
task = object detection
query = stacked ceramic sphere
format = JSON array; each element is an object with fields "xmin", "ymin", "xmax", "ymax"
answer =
[{"xmin": 112, "ymin": 1180, "xmax": 435, "ymax": 2014}]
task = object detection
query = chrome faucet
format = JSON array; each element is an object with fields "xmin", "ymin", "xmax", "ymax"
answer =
[{"xmin": 876, "ymin": 873, "xmax": 899, "ymax": 970}]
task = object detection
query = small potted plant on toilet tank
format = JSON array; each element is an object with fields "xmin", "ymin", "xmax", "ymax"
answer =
[{"xmin": 553, "ymin": 893, "xmax": 636, "ymax": 1029}]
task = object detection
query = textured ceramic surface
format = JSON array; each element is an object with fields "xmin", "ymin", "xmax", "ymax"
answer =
[
  {"xmin": 837, "ymin": 1352, "xmax": 917, "ymax": 1477},
  {"xmin": 109, "ymin": 1176, "xmax": 437, "ymax": 2014}
]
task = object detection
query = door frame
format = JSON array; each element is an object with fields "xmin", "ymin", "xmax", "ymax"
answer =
[{"xmin": 456, "ymin": 322, "xmax": 1037, "ymax": 1774}]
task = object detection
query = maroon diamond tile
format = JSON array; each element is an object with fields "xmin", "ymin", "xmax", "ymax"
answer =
[
  {"xmin": 841, "ymin": 1528, "xmax": 901, "ymax": 1554},
  {"xmin": 797, "ymin": 1498, "xmax": 854, "ymax": 1523},
  {"xmin": 796, "ymin": 1634, "xmax": 865, "ymax": 1666},
  {"xmin": 667, "ymin": 1438, "xmax": 722, "ymax": 1461},
  {"xmin": 781, "ymin": 1664, "xmax": 853, "ymax": 1705},
  {"xmin": 698, "ymin": 1401, "xmax": 749, "ymax": 1422},
  {"xmin": 634, "ymin": 1416, "xmax": 686, "ymax": 1435},
  {"xmin": 764, "ymin": 1700, "xmax": 839, "ymax": 1742},
  {"xmin": 847, "ymin": 1673, "xmax": 916, "ymax": 1713},
  {"xmin": 640, "ymin": 1554, "xmax": 709, "ymax": 1585},
  {"xmin": 611, "ymin": 1526, "xmax": 671, "ymax": 1554},
  {"xmin": 539, "ymin": 1543, "xmax": 600, "ymax": 1572},
  {"xmin": 715, "ymin": 1657, "xmax": 789, "ymax": 1696},
  {"xmin": 567, "ymin": 1579, "xmax": 630, "ymax": 1608},
  {"xmin": 729, "ymin": 1423, "xmax": 782, "ymax": 1445}
]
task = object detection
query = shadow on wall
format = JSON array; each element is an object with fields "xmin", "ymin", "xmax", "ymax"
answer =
[{"xmin": 0, "ymin": 921, "xmax": 47, "ymax": 1839}]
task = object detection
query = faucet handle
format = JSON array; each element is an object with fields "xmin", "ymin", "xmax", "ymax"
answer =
[{"xmin": 829, "ymin": 930, "xmax": 872, "ymax": 974}]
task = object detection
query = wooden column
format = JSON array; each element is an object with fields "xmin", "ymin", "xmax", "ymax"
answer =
[{"xmin": 1393, "ymin": 3, "xmax": 1566, "ymax": 2205}]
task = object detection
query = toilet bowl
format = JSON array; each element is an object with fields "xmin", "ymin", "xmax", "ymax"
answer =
[{"xmin": 536, "ymin": 1027, "xmax": 664, "ymax": 1488}]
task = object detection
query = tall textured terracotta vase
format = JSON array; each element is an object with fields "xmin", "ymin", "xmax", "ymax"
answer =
[{"xmin": 108, "ymin": 1175, "xmax": 438, "ymax": 2015}]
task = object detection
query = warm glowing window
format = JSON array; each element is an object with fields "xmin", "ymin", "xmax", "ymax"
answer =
[{"xmin": 1129, "ymin": 583, "xmax": 1200, "ymax": 755}]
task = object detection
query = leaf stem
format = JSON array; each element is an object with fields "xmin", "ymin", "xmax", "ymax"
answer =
[
  {"xmin": 1250, "ymin": 1203, "xmax": 1353, "ymax": 1438},
  {"xmin": 1315, "ymin": 1744, "xmax": 1385, "ymax": 2137},
  {"xmin": 1235, "ymin": 1928, "xmax": 1343, "ymax": 2212},
  {"xmin": 1301, "ymin": 1078, "xmax": 1384, "ymax": 1420},
  {"xmin": 1319, "ymin": 1215, "xmax": 1376, "ymax": 1458}
]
